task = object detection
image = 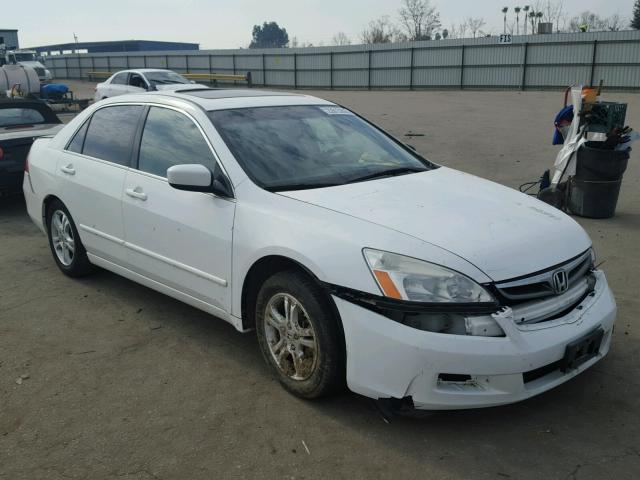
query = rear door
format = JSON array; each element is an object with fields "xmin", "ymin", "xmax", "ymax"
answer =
[
  {"xmin": 105, "ymin": 72, "xmax": 130, "ymax": 98},
  {"xmin": 58, "ymin": 104, "xmax": 145, "ymax": 264},
  {"xmin": 122, "ymin": 105, "xmax": 235, "ymax": 314}
]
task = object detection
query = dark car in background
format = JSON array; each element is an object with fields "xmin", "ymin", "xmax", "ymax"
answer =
[{"xmin": 0, "ymin": 98, "xmax": 62, "ymax": 195}]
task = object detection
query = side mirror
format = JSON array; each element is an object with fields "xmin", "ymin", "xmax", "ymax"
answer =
[
  {"xmin": 147, "ymin": 84, "xmax": 157, "ymax": 91},
  {"xmin": 167, "ymin": 163, "xmax": 233, "ymax": 198},
  {"xmin": 190, "ymin": 80, "xmax": 196, "ymax": 84}
]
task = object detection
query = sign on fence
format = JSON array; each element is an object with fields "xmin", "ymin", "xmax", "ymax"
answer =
[{"xmin": 499, "ymin": 34, "xmax": 513, "ymax": 44}]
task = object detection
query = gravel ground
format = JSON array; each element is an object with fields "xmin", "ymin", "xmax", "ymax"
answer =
[{"xmin": 1, "ymin": 83, "xmax": 639, "ymax": 480}]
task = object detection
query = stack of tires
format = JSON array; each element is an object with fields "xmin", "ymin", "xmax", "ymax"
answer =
[{"xmin": 567, "ymin": 142, "xmax": 630, "ymax": 218}]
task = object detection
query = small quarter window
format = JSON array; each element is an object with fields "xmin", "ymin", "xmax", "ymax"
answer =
[
  {"xmin": 110, "ymin": 72, "xmax": 128, "ymax": 85},
  {"xmin": 66, "ymin": 119, "xmax": 89, "ymax": 153}
]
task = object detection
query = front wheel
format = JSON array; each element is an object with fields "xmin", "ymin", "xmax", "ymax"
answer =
[
  {"xmin": 255, "ymin": 270, "xmax": 344, "ymax": 399},
  {"xmin": 46, "ymin": 200, "xmax": 94, "ymax": 277}
]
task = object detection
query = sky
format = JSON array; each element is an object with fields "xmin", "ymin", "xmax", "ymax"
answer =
[{"xmin": 8, "ymin": 0, "xmax": 636, "ymax": 49}]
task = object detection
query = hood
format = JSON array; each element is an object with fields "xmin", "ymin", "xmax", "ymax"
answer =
[
  {"xmin": 1, "ymin": 124, "xmax": 63, "ymax": 141},
  {"xmin": 280, "ymin": 167, "xmax": 591, "ymax": 281},
  {"xmin": 156, "ymin": 83, "xmax": 208, "ymax": 91}
]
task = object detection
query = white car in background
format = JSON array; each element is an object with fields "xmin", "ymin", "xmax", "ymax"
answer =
[
  {"xmin": 93, "ymin": 69, "xmax": 206, "ymax": 101},
  {"xmin": 23, "ymin": 89, "xmax": 616, "ymax": 410}
]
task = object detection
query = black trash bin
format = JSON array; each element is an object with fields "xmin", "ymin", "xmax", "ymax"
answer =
[{"xmin": 567, "ymin": 143, "xmax": 631, "ymax": 219}]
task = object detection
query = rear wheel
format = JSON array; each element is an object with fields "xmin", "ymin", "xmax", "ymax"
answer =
[
  {"xmin": 46, "ymin": 200, "xmax": 94, "ymax": 277},
  {"xmin": 255, "ymin": 270, "xmax": 344, "ymax": 398}
]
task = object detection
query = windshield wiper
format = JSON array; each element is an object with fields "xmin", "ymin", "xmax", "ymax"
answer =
[
  {"xmin": 345, "ymin": 167, "xmax": 426, "ymax": 184},
  {"xmin": 265, "ymin": 182, "xmax": 342, "ymax": 192}
]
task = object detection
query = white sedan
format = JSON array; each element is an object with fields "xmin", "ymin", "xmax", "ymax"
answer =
[
  {"xmin": 23, "ymin": 89, "xmax": 616, "ymax": 410},
  {"xmin": 93, "ymin": 69, "xmax": 207, "ymax": 101}
]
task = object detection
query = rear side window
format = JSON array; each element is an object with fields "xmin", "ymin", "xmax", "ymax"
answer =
[
  {"xmin": 66, "ymin": 120, "xmax": 89, "ymax": 153},
  {"xmin": 111, "ymin": 72, "xmax": 128, "ymax": 85},
  {"xmin": 0, "ymin": 108, "xmax": 45, "ymax": 127},
  {"xmin": 137, "ymin": 107, "xmax": 215, "ymax": 177},
  {"xmin": 82, "ymin": 106, "xmax": 143, "ymax": 166}
]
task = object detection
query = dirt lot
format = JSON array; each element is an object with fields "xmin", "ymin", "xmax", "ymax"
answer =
[{"xmin": 1, "ymin": 84, "xmax": 639, "ymax": 480}]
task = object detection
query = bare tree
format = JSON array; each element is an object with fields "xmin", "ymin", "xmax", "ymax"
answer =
[
  {"xmin": 523, "ymin": 5, "xmax": 531, "ymax": 34},
  {"xmin": 568, "ymin": 11, "xmax": 626, "ymax": 32},
  {"xmin": 465, "ymin": 17, "xmax": 486, "ymax": 38},
  {"xmin": 361, "ymin": 16, "xmax": 400, "ymax": 44},
  {"xmin": 398, "ymin": 0, "xmax": 441, "ymax": 40},
  {"xmin": 331, "ymin": 32, "xmax": 351, "ymax": 46}
]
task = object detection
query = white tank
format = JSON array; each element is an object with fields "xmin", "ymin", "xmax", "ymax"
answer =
[{"xmin": 0, "ymin": 64, "xmax": 41, "ymax": 97}]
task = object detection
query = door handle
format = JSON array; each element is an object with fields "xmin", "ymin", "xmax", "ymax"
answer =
[
  {"xmin": 125, "ymin": 187, "xmax": 147, "ymax": 201},
  {"xmin": 60, "ymin": 164, "xmax": 75, "ymax": 175}
]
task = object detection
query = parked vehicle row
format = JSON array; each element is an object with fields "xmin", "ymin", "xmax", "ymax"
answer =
[
  {"xmin": 1, "ymin": 97, "xmax": 62, "ymax": 195},
  {"xmin": 22, "ymin": 88, "xmax": 616, "ymax": 410}
]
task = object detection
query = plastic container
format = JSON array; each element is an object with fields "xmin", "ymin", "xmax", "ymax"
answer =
[
  {"xmin": 575, "ymin": 143, "xmax": 630, "ymax": 181},
  {"xmin": 567, "ymin": 178, "xmax": 622, "ymax": 219}
]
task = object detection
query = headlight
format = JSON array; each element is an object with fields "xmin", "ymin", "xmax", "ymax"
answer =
[
  {"xmin": 362, "ymin": 249, "xmax": 502, "ymax": 336},
  {"xmin": 363, "ymin": 249, "xmax": 495, "ymax": 303}
]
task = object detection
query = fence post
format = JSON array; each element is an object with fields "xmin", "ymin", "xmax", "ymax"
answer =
[
  {"xmin": 460, "ymin": 44, "xmax": 465, "ymax": 90},
  {"xmin": 293, "ymin": 53, "xmax": 297, "ymax": 89},
  {"xmin": 125, "ymin": 55, "xmax": 130, "ymax": 69},
  {"xmin": 143, "ymin": 55, "xmax": 147, "ymax": 68},
  {"xmin": 409, "ymin": 47, "xmax": 414, "ymax": 90},
  {"xmin": 166, "ymin": 54, "xmax": 169, "ymax": 69},
  {"xmin": 262, "ymin": 53, "xmax": 266, "ymax": 86},
  {"xmin": 232, "ymin": 53, "xmax": 236, "ymax": 85},
  {"xmin": 520, "ymin": 42, "xmax": 529, "ymax": 91},
  {"xmin": 185, "ymin": 54, "xmax": 190, "ymax": 74},
  {"xmin": 330, "ymin": 51, "xmax": 334, "ymax": 90},
  {"xmin": 589, "ymin": 39, "xmax": 598, "ymax": 87},
  {"xmin": 106, "ymin": 56, "xmax": 111, "ymax": 74},
  {"xmin": 367, "ymin": 49, "xmax": 372, "ymax": 90}
]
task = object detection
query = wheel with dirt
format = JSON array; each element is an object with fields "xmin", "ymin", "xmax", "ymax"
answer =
[{"xmin": 255, "ymin": 270, "xmax": 344, "ymax": 398}]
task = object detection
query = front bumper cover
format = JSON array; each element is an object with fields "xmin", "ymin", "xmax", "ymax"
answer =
[{"xmin": 335, "ymin": 270, "xmax": 616, "ymax": 410}]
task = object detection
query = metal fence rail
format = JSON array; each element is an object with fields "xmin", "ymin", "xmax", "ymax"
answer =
[{"xmin": 45, "ymin": 30, "xmax": 640, "ymax": 91}]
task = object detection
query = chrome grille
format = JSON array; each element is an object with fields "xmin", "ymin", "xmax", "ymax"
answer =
[{"xmin": 493, "ymin": 250, "xmax": 593, "ymax": 305}]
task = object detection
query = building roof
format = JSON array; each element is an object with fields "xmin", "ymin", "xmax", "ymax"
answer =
[{"xmin": 0, "ymin": 29, "xmax": 18, "ymax": 32}]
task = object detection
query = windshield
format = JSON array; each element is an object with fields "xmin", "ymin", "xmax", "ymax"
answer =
[
  {"xmin": 145, "ymin": 71, "xmax": 190, "ymax": 86},
  {"xmin": 208, "ymin": 105, "xmax": 434, "ymax": 191},
  {"xmin": 13, "ymin": 53, "xmax": 37, "ymax": 62}
]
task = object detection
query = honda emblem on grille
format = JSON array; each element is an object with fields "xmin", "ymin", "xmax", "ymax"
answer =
[{"xmin": 552, "ymin": 269, "xmax": 569, "ymax": 294}]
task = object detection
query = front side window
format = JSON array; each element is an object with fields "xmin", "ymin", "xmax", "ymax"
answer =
[
  {"xmin": 0, "ymin": 108, "xmax": 45, "ymax": 127},
  {"xmin": 208, "ymin": 106, "xmax": 433, "ymax": 191},
  {"xmin": 82, "ymin": 106, "xmax": 143, "ymax": 165},
  {"xmin": 111, "ymin": 72, "xmax": 128, "ymax": 85},
  {"xmin": 129, "ymin": 74, "xmax": 147, "ymax": 89},
  {"xmin": 137, "ymin": 107, "xmax": 216, "ymax": 177}
]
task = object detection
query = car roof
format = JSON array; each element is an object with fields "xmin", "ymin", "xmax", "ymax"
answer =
[{"xmin": 100, "ymin": 88, "xmax": 335, "ymax": 111}]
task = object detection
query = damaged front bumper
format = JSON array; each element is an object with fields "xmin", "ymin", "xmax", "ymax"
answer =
[{"xmin": 335, "ymin": 270, "xmax": 616, "ymax": 410}]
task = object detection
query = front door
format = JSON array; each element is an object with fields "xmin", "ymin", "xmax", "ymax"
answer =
[{"xmin": 122, "ymin": 106, "xmax": 235, "ymax": 313}]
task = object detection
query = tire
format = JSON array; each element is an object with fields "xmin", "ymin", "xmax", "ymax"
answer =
[
  {"xmin": 46, "ymin": 199, "xmax": 94, "ymax": 277},
  {"xmin": 255, "ymin": 270, "xmax": 344, "ymax": 399}
]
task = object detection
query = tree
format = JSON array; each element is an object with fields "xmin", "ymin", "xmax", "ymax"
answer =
[
  {"xmin": 361, "ymin": 17, "xmax": 399, "ymax": 44},
  {"xmin": 514, "ymin": 7, "xmax": 521, "ymax": 35},
  {"xmin": 465, "ymin": 17, "xmax": 486, "ymax": 38},
  {"xmin": 502, "ymin": 7, "xmax": 509, "ymax": 34},
  {"xmin": 331, "ymin": 32, "xmax": 351, "ymax": 46},
  {"xmin": 523, "ymin": 5, "xmax": 530, "ymax": 34},
  {"xmin": 568, "ymin": 11, "xmax": 626, "ymax": 32},
  {"xmin": 632, "ymin": 0, "xmax": 640, "ymax": 29},
  {"xmin": 398, "ymin": 0, "xmax": 441, "ymax": 41},
  {"xmin": 249, "ymin": 22, "xmax": 289, "ymax": 49}
]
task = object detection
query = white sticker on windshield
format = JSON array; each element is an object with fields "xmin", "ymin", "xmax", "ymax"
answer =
[{"xmin": 320, "ymin": 106, "xmax": 354, "ymax": 115}]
